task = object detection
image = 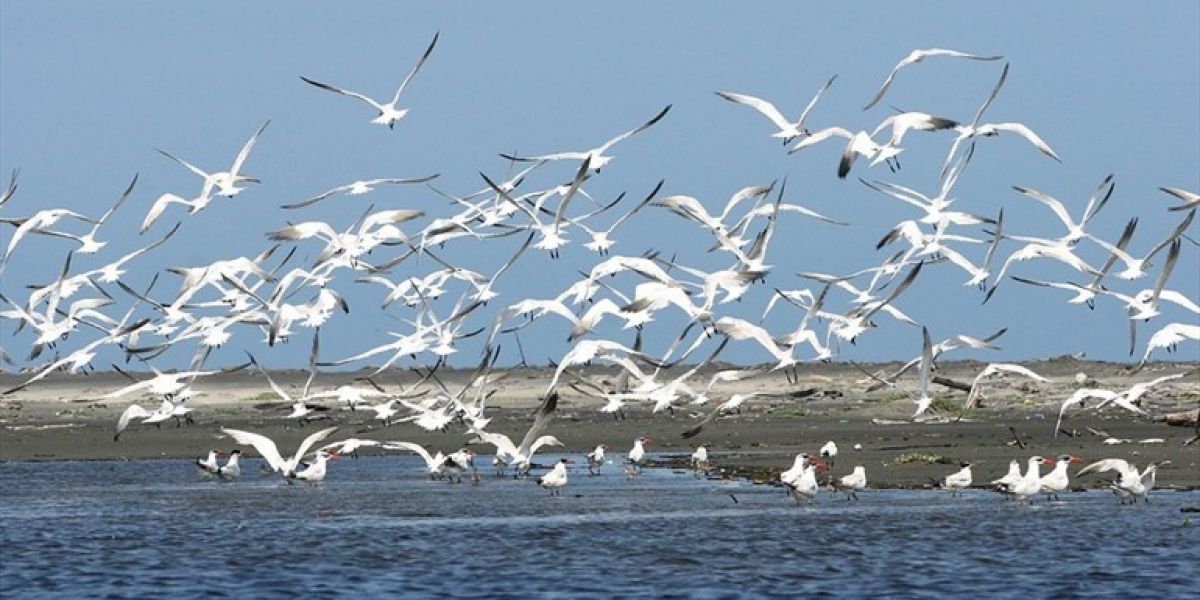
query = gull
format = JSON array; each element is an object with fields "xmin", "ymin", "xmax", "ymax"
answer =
[
  {"xmin": 1160, "ymin": 186, "xmax": 1200, "ymax": 212},
  {"xmin": 1054, "ymin": 388, "xmax": 1121, "ymax": 436},
  {"xmin": 157, "ymin": 121, "xmax": 269, "ymax": 198},
  {"xmin": 500, "ymin": 105, "xmax": 672, "ymax": 172},
  {"xmin": 472, "ymin": 392, "xmax": 560, "ymax": 477},
  {"xmin": 1039, "ymin": 454, "xmax": 1082, "ymax": 501},
  {"xmin": 963, "ymin": 363, "xmax": 1048, "ymax": 409},
  {"xmin": 831, "ymin": 466, "xmax": 867, "ymax": 502},
  {"xmin": 537, "ymin": 458, "xmax": 571, "ymax": 496},
  {"xmin": 283, "ymin": 174, "xmax": 441, "ymax": 210},
  {"xmin": 939, "ymin": 462, "xmax": 973, "ymax": 497},
  {"xmin": 300, "ymin": 32, "xmax": 438, "ymax": 129},
  {"xmin": 586, "ymin": 444, "xmax": 608, "ymax": 475},
  {"xmin": 788, "ymin": 127, "xmax": 902, "ymax": 179},
  {"xmin": 715, "ymin": 75, "xmax": 837, "ymax": 144},
  {"xmin": 1076, "ymin": 459, "xmax": 1169, "ymax": 504},
  {"xmin": 33, "ymin": 174, "xmax": 137, "ymax": 254},
  {"xmin": 781, "ymin": 454, "xmax": 826, "ymax": 504},
  {"xmin": 863, "ymin": 48, "xmax": 1001, "ymax": 110},
  {"xmin": 221, "ymin": 426, "xmax": 339, "ymax": 478}
]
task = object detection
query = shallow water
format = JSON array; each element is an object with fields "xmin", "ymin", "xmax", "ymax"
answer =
[{"xmin": 1, "ymin": 456, "xmax": 1196, "ymax": 599}]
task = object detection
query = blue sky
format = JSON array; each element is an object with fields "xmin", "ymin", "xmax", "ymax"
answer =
[{"xmin": 1, "ymin": 2, "xmax": 1197, "ymax": 370}]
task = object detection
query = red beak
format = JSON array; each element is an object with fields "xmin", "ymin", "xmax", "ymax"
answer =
[{"xmin": 1070, "ymin": 456, "xmax": 1083, "ymax": 464}]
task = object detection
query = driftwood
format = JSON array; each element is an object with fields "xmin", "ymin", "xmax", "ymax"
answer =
[
  {"xmin": 1155, "ymin": 409, "xmax": 1199, "ymax": 427},
  {"xmin": 932, "ymin": 376, "xmax": 971, "ymax": 393}
]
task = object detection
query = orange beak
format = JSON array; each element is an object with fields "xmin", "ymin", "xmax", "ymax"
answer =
[
  {"xmin": 1043, "ymin": 457, "xmax": 1056, "ymax": 465},
  {"xmin": 1070, "ymin": 456, "xmax": 1083, "ymax": 464}
]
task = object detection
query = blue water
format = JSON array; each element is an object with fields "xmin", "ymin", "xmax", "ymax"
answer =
[{"xmin": 1, "ymin": 456, "xmax": 1196, "ymax": 599}]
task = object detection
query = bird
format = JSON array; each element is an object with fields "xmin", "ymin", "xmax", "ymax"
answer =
[
  {"xmin": 220, "ymin": 426, "xmax": 339, "ymax": 478},
  {"xmin": 781, "ymin": 453, "xmax": 826, "ymax": 504},
  {"xmin": 690, "ymin": 445, "xmax": 710, "ymax": 473},
  {"xmin": 995, "ymin": 456, "xmax": 1053, "ymax": 503},
  {"xmin": 964, "ymin": 363, "xmax": 1048, "ymax": 409},
  {"xmin": 500, "ymin": 105, "xmax": 672, "ymax": 172},
  {"xmin": 627, "ymin": 436, "xmax": 650, "ymax": 476},
  {"xmin": 991, "ymin": 460, "xmax": 1022, "ymax": 499},
  {"xmin": 283, "ymin": 175, "xmax": 441, "ymax": 210},
  {"xmin": 290, "ymin": 449, "xmax": 339, "ymax": 483},
  {"xmin": 819, "ymin": 441, "xmax": 838, "ymax": 468},
  {"xmin": 1076, "ymin": 459, "xmax": 1169, "ymax": 504},
  {"xmin": 863, "ymin": 48, "xmax": 1002, "ymax": 110},
  {"xmin": 537, "ymin": 458, "xmax": 571, "ymax": 496},
  {"xmin": 940, "ymin": 462, "xmax": 973, "ymax": 497},
  {"xmin": 157, "ymin": 121, "xmax": 269, "ymax": 198},
  {"xmin": 196, "ymin": 450, "xmax": 220, "ymax": 474},
  {"xmin": 586, "ymin": 444, "xmax": 607, "ymax": 475},
  {"xmin": 1160, "ymin": 186, "xmax": 1200, "ymax": 212},
  {"xmin": 217, "ymin": 449, "xmax": 243, "ymax": 480},
  {"xmin": 1039, "ymin": 454, "xmax": 1082, "ymax": 501},
  {"xmin": 831, "ymin": 466, "xmax": 867, "ymax": 502},
  {"xmin": 300, "ymin": 32, "xmax": 439, "ymax": 129},
  {"xmin": 1055, "ymin": 388, "xmax": 1121, "ymax": 437},
  {"xmin": 383, "ymin": 441, "xmax": 450, "ymax": 480},
  {"xmin": 471, "ymin": 392, "xmax": 560, "ymax": 477},
  {"xmin": 715, "ymin": 75, "xmax": 837, "ymax": 145}
]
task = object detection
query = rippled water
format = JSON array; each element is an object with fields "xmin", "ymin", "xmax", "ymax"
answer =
[{"xmin": 1, "ymin": 456, "xmax": 1196, "ymax": 599}]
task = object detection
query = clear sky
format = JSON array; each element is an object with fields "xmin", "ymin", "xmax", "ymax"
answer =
[{"xmin": 1, "ymin": 2, "xmax": 1198, "ymax": 370}]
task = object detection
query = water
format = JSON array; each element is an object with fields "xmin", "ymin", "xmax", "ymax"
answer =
[{"xmin": 1, "ymin": 456, "xmax": 1196, "ymax": 599}]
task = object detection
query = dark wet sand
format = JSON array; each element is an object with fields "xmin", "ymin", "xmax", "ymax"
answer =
[{"xmin": 2, "ymin": 360, "xmax": 1197, "ymax": 489}]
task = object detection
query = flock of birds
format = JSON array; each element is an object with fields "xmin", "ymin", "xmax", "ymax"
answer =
[{"xmin": 1, "ymin": 37, "xmax": 1196, "ymax": 502}]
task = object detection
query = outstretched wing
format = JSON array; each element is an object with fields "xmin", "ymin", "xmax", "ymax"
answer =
[{"xmin": 222, "ymin": 428, "xmax": 286, "ymax": 472}]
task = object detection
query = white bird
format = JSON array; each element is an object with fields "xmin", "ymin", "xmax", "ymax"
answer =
[
  {"xmin": 32, "ymin": 174, "xmax": 137, "ymax": 254},
  {"xmin": 940, "ymin": 462, "xmax": 973, "ymax": 497},
  {"xmin": 1160, "ymin": 186, "xmax": 1200, "ymax": 212},
  {"xmin": 964, "ymin": 363, "xmax": 1048, "ymax": 409},
  {"xmin": 627, "ymin": 436, "xmax": 650, "ymax": 476},
  {"xmin": 1054, "ymin": 388, "xmax": 1121, "ymax": 437},
  {"xmin": 500, "ymin": 105, "xmax": 672, "ymax": 172},
  {"xmin": 863, "ymin": 48, "xmax": 1001, "ymax": 110},
  {"xmin": 220, "ymin": 426, "xmax": 339, "ymax": 478},
  {"xmin": 715, "ymin": 75, "xmax": 836, "ymax": 144},
  {"xmin": 872, "ymin": 111, "xmax": 959, "ymax": 148},
  {"xmin": 690, "ymin": 445, "xmax": 710, "ymax": 472},
  {"xmin": 217, "ymin": 449, "xmax": 242, "ymax": 480},
  {"xmin": 158, "ymin": 121, "xmax": 269, "ymax": 198},
  {"xmin": 384, "ymin": 441, "xmax": 450, "ymax": 479},
  {"xmin": 1076, "ymin": 459, "xmax": 1168, "ymax": 504},
  {"xmin": 990, "ymin": 460, "xmax": 1022, "ymax": 498},
  {"xmin": 283, "ymin": 174, "xmax": 440, "ymax": 210},
  {"xmin": 537, "ymin": 458, "xmax": 571, "ymax": 496},
  {"xmin": 300, "ymin": 32, "xmax": 438, "ymax": 129},
  {"xmin": 1139, "ymin": 322, "xmax": 1200, "ymax": 366},
  {"xmin": 997, "ymin": 456, "xmax": 1053, "ymax": 503},
  {"xmin": 196, "ymin": 450, "xmax": 220, "ymax": 474},
  {"xmin": 472, "ymin": 392, "xmax": 560, "ymax": 477},
  {"xmin": 290, "ymin": 450, "xmax": 339, "ymax": 483},
  {"xmin": 789, "ymin": 127, "xmax": 902, "ymax": 179},
  {"xmin": 819, "ymin": 441, "xmax": 838, "ymax": 467},
  {"xmin": 781, "ymin": 453, "xmax": 825, "ymax": 504},
  {"xmin": 1039, "ymin": 454, "xmax": 1081, "ymax": 501},
  {"xmin": 2, "ymin": 208, "xmax": 98, "ymax": 267},
  {"xmin": 832, "ymin": 466, "xmax": 867, "ymax": 501},
  {"xmin": 586, "ymin": 444, "xmax": 608, "ymax": 475}
]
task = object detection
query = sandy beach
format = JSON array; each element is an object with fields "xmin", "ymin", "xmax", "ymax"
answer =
[{"xmin": 2, "ymin": 358, "xmax": 1197, "ymax": 489}]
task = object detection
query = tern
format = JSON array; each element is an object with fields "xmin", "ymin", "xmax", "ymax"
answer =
[
  {"xmin": 1039, "ymin": 454, "xmax": 1082, "ymax": 501},
  {"xmin": 537, "ymin": 458, "xmax": 571, "ymax": 496},
  {"xmin": 221, "ymin": 426, "xmax": 339, "ymax": 478},
  {"xmin": 863, "ymin": 48, "xmax": 1001, "ymax": 110},
  {"xmin": 157, "ymin": 121, "xmax": 269, "ymax": 198},
  {"xmin": 500, "ymin": 105, "xmax": 671, "ymax": 172},
  {"xmin": 940, "ymin": 462, "xmax": 973, "ymax": 497},
  {"xmin": 586, "ymin": 444, "xmax": 608, "ymax": 475},
  {"xmin": 781, "ymin": 453, "xmax": 826, "ymax": 504},
  {"xmin": 300, "ymin": 32, "xmax": 438, "ymax": 129},
  {"xmin": 1160, "ymin": 186, "xmax": 1200, "ymax": 212},
  {"xmin": 283, "ymin": 174, "xmax": 441, "ymax": 210},
  {"xmin": 715, "ymin": 75, "xmax": 837, "ymax": 145},
  {"xmin": 1076, "ymin": 459, "xmax": 1169, "ymax": 504},
  {"xmin": 831, "ymin": 466, "xmax": 867, "ymax": 502}
]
